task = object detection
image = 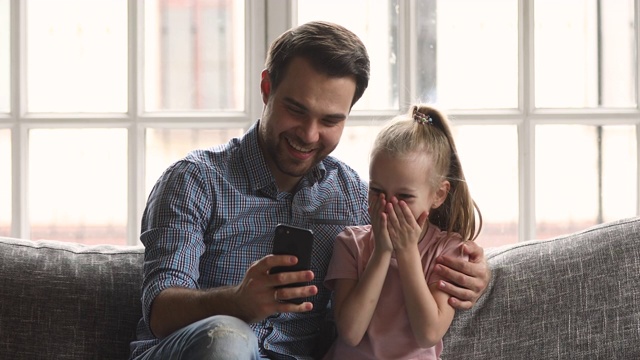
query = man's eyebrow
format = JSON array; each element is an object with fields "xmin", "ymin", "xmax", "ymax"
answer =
[
  {"xmin": 325, "ymin": 112, "xmax": 348, "ymax": 121},
  {"xmin": 283, "ymin": 97, "xmax": 307, "ymax": 111},
  {"xmin": 283, "ymin": 97, "xmax": 347, "ymax": 120}
]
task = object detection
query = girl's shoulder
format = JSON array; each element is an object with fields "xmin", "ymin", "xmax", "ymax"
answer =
[
  {"xmin": 336, "ymin": 225, "xmax": 374, "ymax": 247},
  {"xmin": 342, "ymin": 224, "xmax": 372, "ymax": 236},
  {"xmin": 422, "ymin": 224, "xmax": 466, "ymax": 256},
  {"xmin": 429, "ymin": 224, "xmax": 463, "ymax": 241}
]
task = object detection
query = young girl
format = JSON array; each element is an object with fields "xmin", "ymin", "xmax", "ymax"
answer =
[{"xmin": 323, "ymin": 104, "xmax": 482, "ymax": 359}]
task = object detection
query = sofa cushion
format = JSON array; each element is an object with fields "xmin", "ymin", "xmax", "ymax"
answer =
[
  {"xmin": 0, "ymin": 237, "xmax": 144, "ymax": 360},
  {"xmin": 442, "ymin": 217, "xmax": 640, "ymax": 359}
]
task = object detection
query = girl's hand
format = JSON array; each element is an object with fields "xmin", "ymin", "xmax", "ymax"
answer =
[
  {"xmin": 369, "ymin": 193, "xmax": 394, "ymax": 253},
  {"xmin": 386, "ymin": 197, "xmax": 428, "ymax": 251}
]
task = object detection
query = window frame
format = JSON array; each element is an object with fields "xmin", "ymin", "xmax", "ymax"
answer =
[
  {"xmin": 5, "ymin": 0, "xmax": 266, "ymax": 244},
  {"xmin": 3, "ymin": 0, "xmax": 640, "ymax": 245}
]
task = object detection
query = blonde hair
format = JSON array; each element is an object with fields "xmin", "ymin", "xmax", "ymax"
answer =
[{"xmin": 371, "ymin": 104, "xmax": 482, "ymax": 241}]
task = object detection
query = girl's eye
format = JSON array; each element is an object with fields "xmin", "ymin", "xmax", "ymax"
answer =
[{"xmin": 369, "ymin": 187, "xmax": 382, "ymax": 194}]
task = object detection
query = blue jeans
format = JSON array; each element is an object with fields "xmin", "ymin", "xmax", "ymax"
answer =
[{"xmin": 136, "ymin": 315, "xmax": 262, "ymax": 360}]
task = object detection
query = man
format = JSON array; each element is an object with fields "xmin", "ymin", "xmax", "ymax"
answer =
[{"xmin": 130, "ymin": 21, "xmax": 490, "ymax": 360}]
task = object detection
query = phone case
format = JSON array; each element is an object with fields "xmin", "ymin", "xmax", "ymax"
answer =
[{"xmin": 270, "ymin": 224, "xmax": 314, "ymax": 275}]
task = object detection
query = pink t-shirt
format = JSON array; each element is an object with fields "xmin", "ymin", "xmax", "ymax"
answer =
[{"xmin": 322, "ymin": 224, "xmax": 466, "ymax": 360}]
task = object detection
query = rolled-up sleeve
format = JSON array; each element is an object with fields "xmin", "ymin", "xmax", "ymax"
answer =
[{"xmin": 139, "ymin": 160, "xmax": 213, "ymax": 331}]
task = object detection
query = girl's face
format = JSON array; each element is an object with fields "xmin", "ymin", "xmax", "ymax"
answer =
[{"xmin": 368, "ymin": 150, "xmax": 449, "ymax": 220}]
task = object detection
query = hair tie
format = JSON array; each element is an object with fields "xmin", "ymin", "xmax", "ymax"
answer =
[{"xmin": 413, "ymin": 107, "xmax": 433, "ymax": 125}]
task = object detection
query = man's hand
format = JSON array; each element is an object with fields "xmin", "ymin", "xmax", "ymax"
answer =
[
  {"xmin": 434, "ymin": 241, "xmax": 491, "ymax": 310},
  {"xmin": 149, "ymin": 255, "xmax": 317, "ymax": 339},
  {"xmin": 234, "ymin": 254, "xmax": 317, "ymax": 323}
]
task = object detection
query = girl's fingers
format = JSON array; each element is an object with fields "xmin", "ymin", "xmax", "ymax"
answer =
[
  {"xmin": 386, "ymin": 198, "xmax": 424, "ymax": 245},
  {"xmin": 416, "ymin": 211, "xmax": 429, "ymax": 228},
  {"xmin": 371, "ymin": 193, "xmax": 385, "ymax": 216},
  {"xmin": 398, "ymin": 201, "xmax": 414, "ymax": 224},
  {"xmin": 385, "ymin": 201, "xmax": 399, "ymax": 228},
  {"xmin": 388, "ymin": 197, "xmax": 411, "ymax": 229}
]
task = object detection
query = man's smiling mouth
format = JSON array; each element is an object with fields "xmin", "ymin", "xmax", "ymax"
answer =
[{"xmin": 287, "ymin": 137, "xmax": 314, "ymax": 154}]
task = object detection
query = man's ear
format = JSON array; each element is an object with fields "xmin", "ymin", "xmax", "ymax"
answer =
[
  {"xmin": 260, "ymin": 70, "xmax": 271, "ymax": 104},
  {"xmin": 432, "ymin": 180, "xmax": 450, "ymax": 209}
]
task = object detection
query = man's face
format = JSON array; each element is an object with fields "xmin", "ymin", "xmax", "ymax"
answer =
[{"xmin": 258, "ymin": 57, "xmax": 357, "ymax": 192}]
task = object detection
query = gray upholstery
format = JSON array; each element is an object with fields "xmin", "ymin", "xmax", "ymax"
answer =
[
  {"xmin": 0, "ymin": 237, "xmax": 144, "ymax": 360},
  {"xmin": 1, "ymin": 217, "xmax": 639, "ymax": 359},
  {"xmin": 443, "ymin": 216, "xmax": 640, "ymax": 359}
]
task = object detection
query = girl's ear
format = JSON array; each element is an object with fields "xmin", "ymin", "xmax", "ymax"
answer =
[{"xmin": 432, "ymin": 180, "xmax": 450, "ymax": 209}]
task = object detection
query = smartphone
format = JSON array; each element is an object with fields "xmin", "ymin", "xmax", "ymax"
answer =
[{"xmin": 270, "ymin": 224, "xmax": 314, "ymax": 291}]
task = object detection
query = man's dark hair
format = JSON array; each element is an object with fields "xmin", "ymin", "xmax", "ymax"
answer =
[{"xmin": 264, "ymin": 21, "xmax": 371, "ymax": 107}]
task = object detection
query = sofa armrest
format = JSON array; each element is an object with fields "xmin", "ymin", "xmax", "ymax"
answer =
[
  {"xmin": 443, "ymin": 217, "xmax": 640, "ymax": 359},
  {"xmin": 0, "ymin": 237, "xmax": 144, "ymax": 360}
]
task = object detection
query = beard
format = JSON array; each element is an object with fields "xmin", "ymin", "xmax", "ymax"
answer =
[
  {"xmin": 266, "ymin": 134, "xmax": 322, "ymax": 178},
  {"xmin": 258, "ymin": 116, "xmax": 338, "ymax": 182}
]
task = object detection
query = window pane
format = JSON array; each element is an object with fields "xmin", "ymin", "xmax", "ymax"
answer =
[
  {"xmin": 535, "ymin": 0, "xmax": 636, "ymax": 108},
  {"xmin": 0, "ymin": 0, "xmax": 8, "ymax": 113},
  {"xmin": 602, "ymin": 126, "xmax": 637, "ymax": 222},
  {"xmin": 535, "ymin": 125, "xmax": 636, "ymax": 239},
  {"xmin": 536, "ymin": 126, "xmax": 598, "ymax": 238},
  {"xmin": 599, "ymin": 1, "xmax": 637, "ymax": 107},
  {"xmin": 454, "ymin": 125, "xmax": 519, "ymax": 247},
  {"xmin": 297, "ymin": 0, "xmax": 399, "ymax": 111},
  {"xmin": 144, "ymin": 0, "xmax": 245, "ymax": 112},
  {"xmin": 0, "ymin": 129, "xmax": 10, "ymax": 236},
  {"xmin": 145, "ymin": 128, "xmax": 243, "ymax": 196},
  {"xmin": 331, "ymin": 125, "xmax": 381, "ymax": 180},
  {"xmin": 29, "ymin": 129, "xmax": 127, "ymax": 245},
  {"xmin": 26, "ymin": 0, "xmax": 127, "ymax": 113},
  {"xmin": 431, "ymin": 0, "xmax": 518, "ymax": 109}
]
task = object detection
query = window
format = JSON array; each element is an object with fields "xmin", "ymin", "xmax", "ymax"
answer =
[
  {"xmin": 297, "ymin": 0, "xmax": 399, "ymax": 111},
  {"xmin": 26, "ymin": 0, "xmax": 128, "ymax": 113},
  {"xmin": 0, "ymin": 0, "xmax": 8, "ymax": 113},
  {"xmin": 28, "ymin": 129, "xmax": 127, "ymax": 243},
  {"xmin": 535, "ymin": 0, "xmax": 636, "ymax": 108},
  {"xmin": 535, "ymin": 124, "xmax": 637, "ymax": 237},
  {"xmin": 144, "ymin": 0, "xmax": 245, "ymax": 111},
  {"xmin": 1, "ymin": 0, "xmax": 9, "ymax": 237},
  {"xmin": 3, "ymin": 1, "xmax": 639, "ymax": 247},
  {"xmin": 5, "ymin": 0, "xmax": 251, "ymax": 245},
  {"xmin": 296, "ymin": 0, "xmax": 638, "ymax": 246},
  {"xmin": 0, "ymin": 129, "xmax": 9, "ymax": 237}
]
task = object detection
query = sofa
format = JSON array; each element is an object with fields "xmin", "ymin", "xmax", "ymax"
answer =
[
  {"xmin": 0, "ymin": 238, "xmax": 144, "ymax": 359},
  {"xmin": 1, "ymin": 217, "xmax": 640, "ymax": 359},
  {"xmin": 442, "ymin": 216, "xmax": 640, "ymax": 359}
]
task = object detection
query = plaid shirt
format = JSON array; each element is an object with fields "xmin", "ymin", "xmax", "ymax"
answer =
[{"xmin": 130, "ymin": 121, "xmax": 369, "ymax": 359}]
